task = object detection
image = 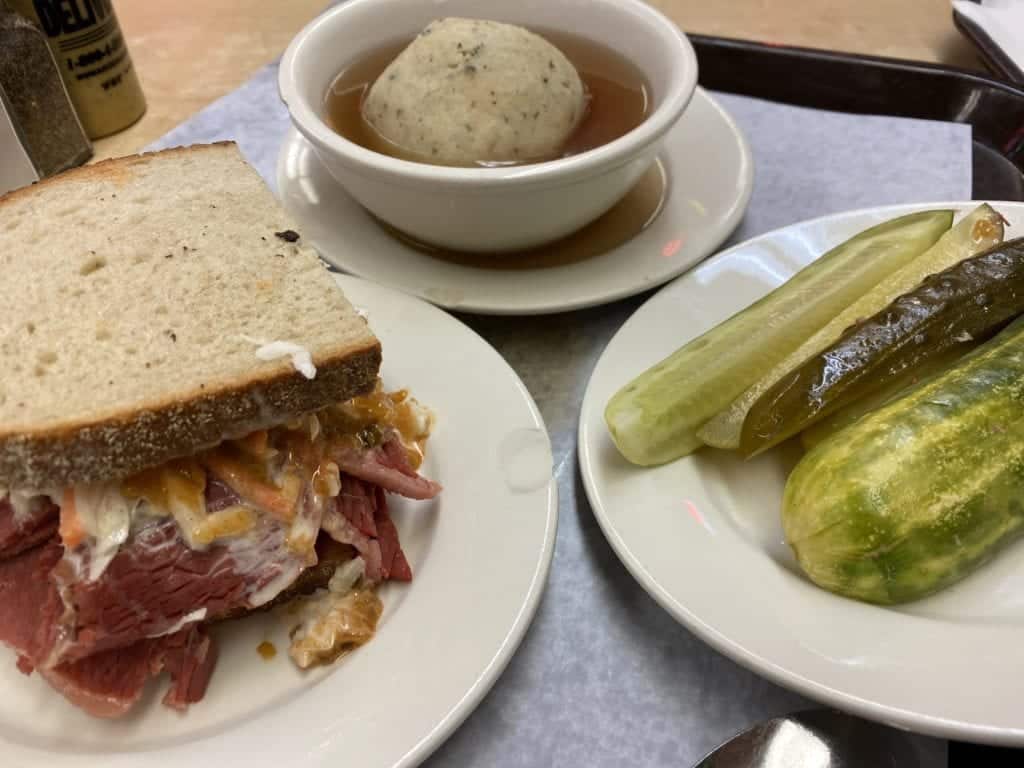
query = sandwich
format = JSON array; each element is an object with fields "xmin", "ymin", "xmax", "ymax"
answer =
[{"xmin": 0, "ymin": 142, "xmax": 440, "ymax": 718}]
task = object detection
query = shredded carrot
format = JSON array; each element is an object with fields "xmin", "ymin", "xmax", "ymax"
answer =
[
  {"xmin": 237, "ymin": 430, "xmax": 269, "ymax": 456},
  {"xmin": 201, "ymin": 453, "xmax": 296, "ymax": 521},
  {"xmin": 59, "ymin": 489, "xmax": 85, "ymax": 549}
]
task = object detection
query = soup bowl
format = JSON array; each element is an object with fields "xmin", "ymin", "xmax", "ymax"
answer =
[{"xmin": 279, "ymin": 0, "xmax": 696, "ymax": 253}]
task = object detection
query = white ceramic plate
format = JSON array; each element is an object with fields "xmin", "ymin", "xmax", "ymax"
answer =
[
  {"xmin": 579, "ymin": 201, "xmax": 1024, "ymax": 746},
  {"xmin": 276, "ymin": 87, "xmax": 752, "ymax": 315},
  {"xmin": 1, "ymin": 275, "xmax": 558, "ymax": 768}
]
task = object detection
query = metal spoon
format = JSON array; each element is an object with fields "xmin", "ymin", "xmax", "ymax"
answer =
[{"xmin": 694, "ymin": 708, "xmax": 940, "ymax": 767}]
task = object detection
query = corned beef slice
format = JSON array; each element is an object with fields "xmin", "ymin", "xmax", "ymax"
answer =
[
  {"xmin": 322, "ymin": 501, "xmax": 383, "ymax": 582},
  {"xmin": 324, "ymin": 478, "xmax": 412, "ymax": 582},
  {"xmin": 338, "ymin": 474, "xmax": 378, "ymax": 537},
  {"xmin": 50, "ymin": 516, "xmax": 308, "ymax": 665},
  {"xmin": 0, "ymin": 539, "xmax": 63, "ymax": 665},
  {"xmin": 38, "ymin": 625, "xmax": 217, "ymax": 719},
  {"xmin": 373, "ymin": 487, "xmax": 412, "ymax": 582},
  {"xmin": 206, "ymin": 477, "xmax": 243, "ymax": 511},
  {"xmin": 333, "ymin": 436, "xmax": 442, "ymax": 500},
  {"xmin": 0, "ymin": 542, "xmax": 217, "ymax": 717},
  {"xmin": 0, "ymin": 495, "xmax": 59, "ymax": 559}
]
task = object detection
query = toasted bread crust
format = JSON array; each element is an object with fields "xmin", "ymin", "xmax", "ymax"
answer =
[
  {"xmin": 0, "ymin": 341, "xmax": 382, "ymax": 489},
  {"xmin": 0, "ymin": 142, "xmax": 237, "ymax": 209}
]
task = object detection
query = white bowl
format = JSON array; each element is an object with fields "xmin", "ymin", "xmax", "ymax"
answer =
[{"xmin": 279, "ymin": 0, "xmax": 697, "ymax": 253}]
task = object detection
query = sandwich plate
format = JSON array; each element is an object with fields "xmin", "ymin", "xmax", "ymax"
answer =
[
  {"xmin": 578, "ymin": 201, "xmax": 1024, "ymax": 746},
  {"xmin": 0, "ymin": 275, "xmax": 557, "ymax": 768}
]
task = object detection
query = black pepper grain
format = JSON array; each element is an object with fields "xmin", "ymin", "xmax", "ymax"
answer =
[
  {"xmin": 274, "ymin": 229, "xmax": 300, "ymax": 242},
  {"xmin": 464, "ymin": 64, "xmax": 477, "ymax": 75},
  {"xmin": 548, "ymin": 60, "xmax": 555, "ymax": 70},
  {"xmin": 542, "ymin": 77, "xmax": 549, "ymax": 84}
]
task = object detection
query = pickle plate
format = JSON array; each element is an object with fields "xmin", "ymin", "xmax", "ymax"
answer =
[{"xmin": 579, "ymin": 201, "xmax": 1024, "ymax": 746}]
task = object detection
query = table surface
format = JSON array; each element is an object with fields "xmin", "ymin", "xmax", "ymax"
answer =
[{"xmin": 93, "ymin": 0, "xmax": 985, "ymax": 160}]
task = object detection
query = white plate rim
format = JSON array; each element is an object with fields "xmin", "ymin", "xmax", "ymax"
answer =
[
  {"xmin": 1, "ymin": 275, "xmax": 558, "ymax": 768},
  {"xmin": 578, "ymin": 200, "xmax": 1024, "ymax": 746},
  {"xmin": 276, "ymin": 87, "xmax": 754, "ymax": 315}
]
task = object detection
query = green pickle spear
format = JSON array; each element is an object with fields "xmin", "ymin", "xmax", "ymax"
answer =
[
  {"xmin": 798, "ymin": 344, "xmax": 976, "ymax": 450},
  {"xmin": 698, "ymin": 204, "xmax": 1005, "ymax": 451},
  {"xmin": 743, "ymin": 237, "xmax": 1024, "ymax": 455},
  {"xmin": 604, "ymin": 209, "xmax": 953, "ymax": 465}
]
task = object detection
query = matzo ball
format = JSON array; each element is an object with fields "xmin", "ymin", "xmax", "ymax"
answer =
[{"xmin": 363, "ymin": 18, "xmax": 586, "ymax": 165}]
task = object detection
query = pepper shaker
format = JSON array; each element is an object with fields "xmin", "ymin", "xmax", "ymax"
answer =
[
  {"xmin": 0, "ymin": 8, "xmax": 92, "ymax": 195},
  {"xmin": 6, "ymin": 0, "xmax": 146, "ymax": 138}
]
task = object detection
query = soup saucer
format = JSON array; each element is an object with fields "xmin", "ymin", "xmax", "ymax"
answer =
[{"xmin": 275, "ymin": 87, "xmax": 752, "ymax": 315}]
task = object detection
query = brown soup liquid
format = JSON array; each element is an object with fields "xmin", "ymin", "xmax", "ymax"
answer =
[{"xmin": 323, "ymin": 31, "xmax": 668, "ymax": 268}]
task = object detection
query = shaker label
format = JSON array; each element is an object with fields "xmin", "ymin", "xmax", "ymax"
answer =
[
  {"xmin": 65, "ymin": 29, "xmax": 123, "ymax": 72},
  {"xmin": 31, "ymin": 0, "xmax": 112, "ymax": 38}
]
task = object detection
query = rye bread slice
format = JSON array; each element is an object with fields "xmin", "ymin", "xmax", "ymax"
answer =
[{"xmin": 0, "ymin": 142, "xmax": 381, "ymax": 489}]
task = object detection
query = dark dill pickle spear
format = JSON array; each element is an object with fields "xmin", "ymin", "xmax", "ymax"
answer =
[{"xmin": 741, "ymin": 237, "xmax": 1024, "ymax": 456}]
